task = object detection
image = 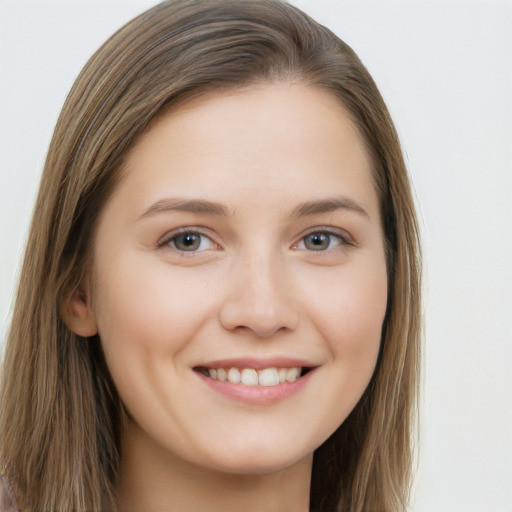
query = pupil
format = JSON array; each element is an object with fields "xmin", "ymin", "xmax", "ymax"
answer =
[
  {"xmin": 307, "ymin": 233, "xmax": 329, "ymax": 250},
  {"xmin": 176, "ymin": 234, "xmax": 200, "ymax": 250}
]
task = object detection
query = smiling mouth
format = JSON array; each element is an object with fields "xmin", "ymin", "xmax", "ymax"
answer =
[{"xmin": 194, "ymin": 366, "xmax": 313, "ymax": 387}]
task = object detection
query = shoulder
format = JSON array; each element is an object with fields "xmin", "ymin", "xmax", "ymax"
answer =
[{"xmin": 0, "ymin": 475, "xmax": 20, "ymax": 512}]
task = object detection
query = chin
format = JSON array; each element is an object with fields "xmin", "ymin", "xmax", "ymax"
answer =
[{"xmin": 198, "ymin": 440, "xmax": 315, "ymax": 477}]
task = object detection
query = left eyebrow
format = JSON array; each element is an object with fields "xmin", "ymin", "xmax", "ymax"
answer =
[{"xmin": 290, "ymin": 196, "xmax": 369, "ymax": 220}]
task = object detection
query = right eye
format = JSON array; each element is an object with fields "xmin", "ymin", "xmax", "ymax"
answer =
[{"xmin": 159, "ymin": 230, "xmax": 217, "ymax": 252}]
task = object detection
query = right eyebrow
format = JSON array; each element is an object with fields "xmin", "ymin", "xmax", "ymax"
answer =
[{"xmin": 138, "ymin": 197, "xmax": 230, "ymax": 220}]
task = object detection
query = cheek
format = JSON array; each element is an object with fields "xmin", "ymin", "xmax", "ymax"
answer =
[
  {"xmin": 90, "ymin": 254, "xmax": 219, "ymax": 426},
  {"xmin": 286, "ymin": 257, "xmax": 388, "ymax": 440},
  {"xmin": 308, "ymin": 257, "xmax": 387, "ymax": 367},
  {"xmin": 91, "ymin": 252, "xmax": 214, "ymax": 365}
]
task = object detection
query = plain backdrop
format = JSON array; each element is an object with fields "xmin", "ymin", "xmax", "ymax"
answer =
[{"xmin": 1, "ymin": 1, "xmax": 511, "ymax": 511}]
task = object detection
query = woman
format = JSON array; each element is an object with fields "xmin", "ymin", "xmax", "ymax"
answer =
[{"xmin": 0, "ymin": 1, "xmax": 422, "ymax": 511}]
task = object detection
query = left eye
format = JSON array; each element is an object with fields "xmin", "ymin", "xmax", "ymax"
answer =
[
  {"xmin": 296, "ymin": 232, "xmax": 344, "ymax": 251},
  {"xmin": 167, "ymin": 232, "xmax": 216, "ymax": 252}
]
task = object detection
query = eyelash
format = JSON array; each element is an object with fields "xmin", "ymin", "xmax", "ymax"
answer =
[
  {"xmin": 157, "ymin": 227, "xmax": 217, "ymax": 253},
  {"xmin": 293, "ymin": 228, "xmax": 353, "ymax": 252},
  {"xmin": 157, "ymin": 227, "xmax": 353, "ymax": 253}
]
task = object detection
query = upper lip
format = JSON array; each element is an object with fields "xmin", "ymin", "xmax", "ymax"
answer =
[{"xmin": 194, "ymin": 356, "xmax": 318, "ymax": 370}]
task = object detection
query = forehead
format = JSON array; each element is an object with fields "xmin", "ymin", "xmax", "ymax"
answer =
[{"xmin": 107, "ymin": 83, "xmax": 379, "ymax": 223}]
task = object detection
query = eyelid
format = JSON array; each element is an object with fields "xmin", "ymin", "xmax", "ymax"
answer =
[
  {"xmin": 155, "ymin": 225, "xmax": 354, "ymax": 252},
  {"xmin": 293, "ymin": 226, "xmax": 355, "ymax": 250},
  {"xmin": 156, "ymin": 226, "xmax": 219, "ymax": 251}
]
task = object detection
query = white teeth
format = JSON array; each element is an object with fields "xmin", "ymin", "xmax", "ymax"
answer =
[
  {"xmin": 241, "ymin": 368, "xmax": 258, "ymax": 386},
  {"xmin": 258, "ymin": 368, "xmax": 279, "ymax": 386},
  {"xmin": 227, "ymin": 368, "xmax": 241, "ymax": 384},
  {"xmin": 286, "ymin": 367, "xmax": 300, "ymax": 382},
  {"xmin": 204, "ymin": 366, "xmax": 302, "ymax": 386}
]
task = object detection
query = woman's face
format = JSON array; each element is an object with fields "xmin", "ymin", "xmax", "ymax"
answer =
[{"xmin": 90, "ymin": 83, "xmax": 387, "ymax": 475}]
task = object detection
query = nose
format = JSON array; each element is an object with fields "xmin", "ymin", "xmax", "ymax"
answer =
[{"xmin": 219, "ymin": 253, "xmax": 300, "ymax": 338}]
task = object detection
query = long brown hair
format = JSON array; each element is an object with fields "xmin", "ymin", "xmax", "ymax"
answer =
[{"xmin": 0, "ymin": 1, "xmax": 421, "ymax": 510}]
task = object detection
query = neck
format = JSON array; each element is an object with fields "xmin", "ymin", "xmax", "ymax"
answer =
[{"xmin": 116, "ymin": 421, "xmax": 312, "ymax": 512}]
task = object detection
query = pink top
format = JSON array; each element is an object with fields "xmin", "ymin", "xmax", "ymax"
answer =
[{"xmin": 0, "ymin": 476, "xmax": 19, "ymax": 512}]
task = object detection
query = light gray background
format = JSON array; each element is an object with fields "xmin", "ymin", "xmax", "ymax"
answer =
[{"xmin": 1, "ymin": 1, "xmax": 511, "ymax": 510}]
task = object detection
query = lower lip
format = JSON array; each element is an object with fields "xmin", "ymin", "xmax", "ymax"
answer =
[{"xmin": 196, "ymin": 370, "xmax": 315, "ymax": 405}]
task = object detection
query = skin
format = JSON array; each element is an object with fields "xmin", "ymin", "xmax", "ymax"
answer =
[{"xmin": 68, "ymin": 83, "xmax": 388, "ymax": 511}]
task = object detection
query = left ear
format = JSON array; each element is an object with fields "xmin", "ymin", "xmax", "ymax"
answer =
[{"xmin": 60, "ymin": 278, "xmax": 98, "ymax": 337}]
